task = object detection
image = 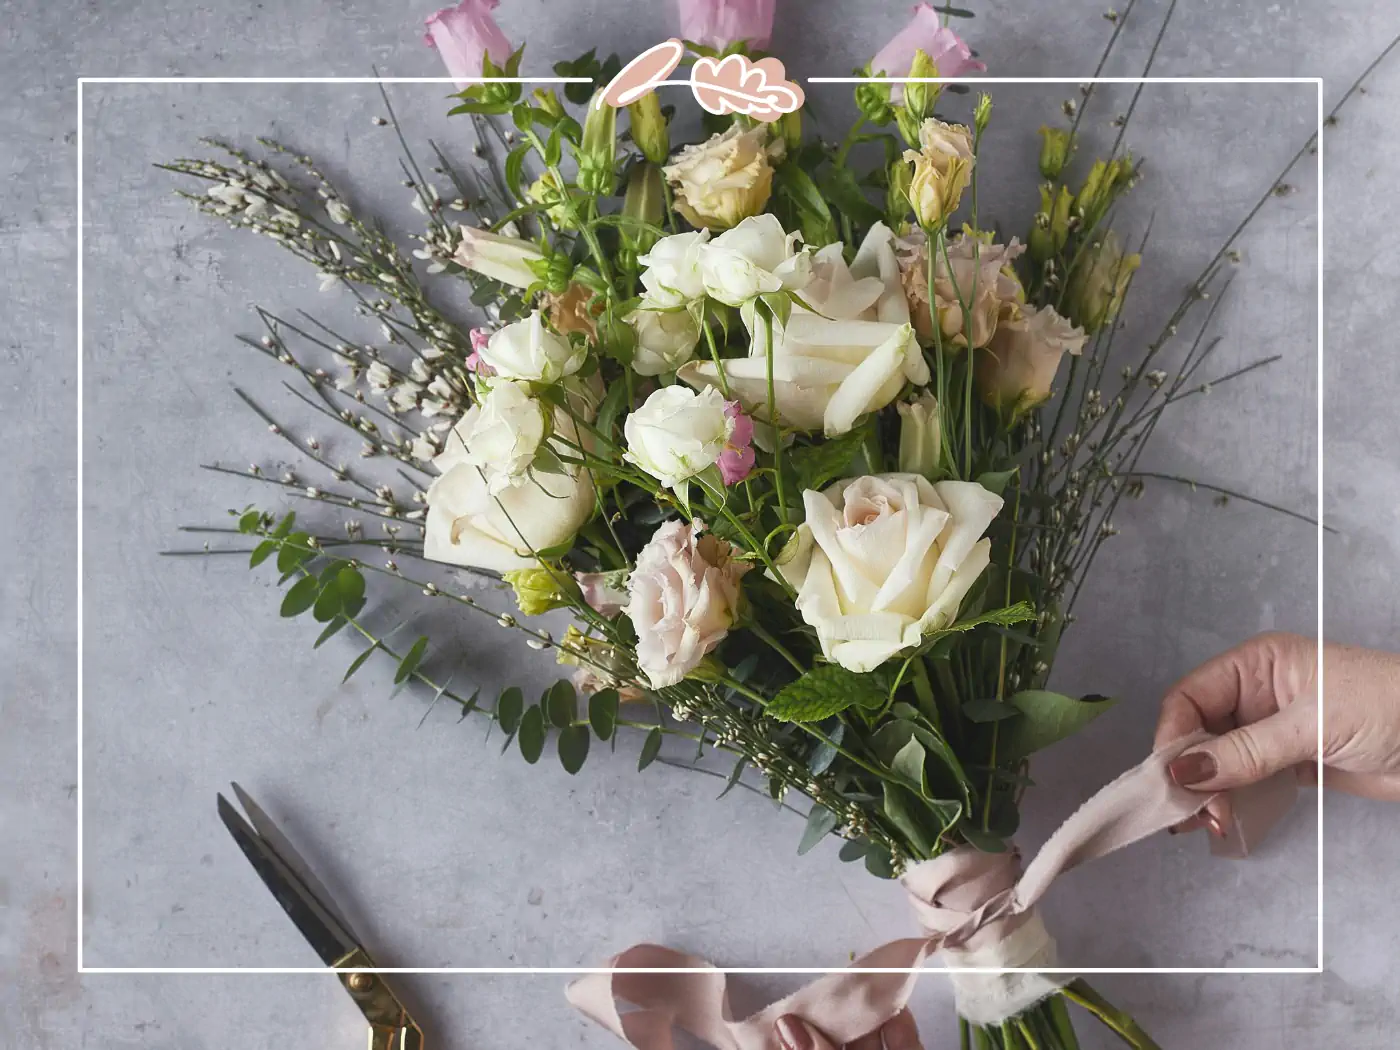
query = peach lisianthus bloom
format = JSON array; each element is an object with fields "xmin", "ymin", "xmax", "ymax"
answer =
[{"xmin": 676, "ymin": 0, "xmax": 776, "ymax": 50}]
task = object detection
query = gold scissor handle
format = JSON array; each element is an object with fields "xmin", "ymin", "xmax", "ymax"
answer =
[{"xmin": 336, "ymin": 949, "xmax": 424, "ymax": 1050}]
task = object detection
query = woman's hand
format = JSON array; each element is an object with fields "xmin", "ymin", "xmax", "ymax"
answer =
[
  {"xmin": 1155, "ymin": 631, "xmax": 1400, "ymax": 835},
  {"xmin": 774, "ymin": 1009, "xmax": 923, "ymax": 1050}
]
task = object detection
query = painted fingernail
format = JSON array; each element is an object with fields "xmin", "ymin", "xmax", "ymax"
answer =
[
  {"xmin": 1168, "ymin": 750, "xmax": 1216, "ymax": 787},
  {"xmin": 1167, "ymin": 825, "xmax": 1180, "ymax": 835},
  {"xmin": 776, "ymin": 1015, "xmax": 813, "ymax": 1050},
  {"xmin": 1202, "ymin": 811, "xmax": 1229, "ymax": 839}
]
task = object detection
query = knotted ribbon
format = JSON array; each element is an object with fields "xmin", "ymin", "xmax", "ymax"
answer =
[{"xmin": 568, "ymin": 732, "xmax": 1280, "ymax": 1048}]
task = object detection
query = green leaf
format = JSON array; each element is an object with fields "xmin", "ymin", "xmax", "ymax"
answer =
[
  {"xmin": 279, "ymin": 576, "xmax": 319, "ymax": 618},
  {"xmin": 343, "ymin": 643, "xmax": 378, "ymax": 683},
  {"xmin": 919, "ymin": 601, "xmax": 1036, "ymax": 651},
  {"xmin": 864, "ymin": 844, "xmax": 896, "ymax": 879},
  {"xmin": 588, "ymin": 688, "xmax": 619, "ymax": 740},
  {"xmin": 788, "ymin": 422, "xmax": 872, "ymax": 493},
  {"xmin": 816, "ymin": 165, "xmax": 884, "ymax": 225},
  {"xmin": 237, "ymin": 509, "xmax": 262, "ymax": 534},
  {"xmin": 890, "ymin": 736, "xmax": 930, "ymax": 797},
  {"xmin": 558, "ymin": 725, "xmax": 590, "ymax": 774},
  {"xmin": 544, "ymin": 679, "xmax": 577, "ymax": 729},
  {"xmin": 775, "ymin": 163, "xmax": 836, "ymax": 246},
  {"xmin": 975, "ymin": 468, "xmax": 1018, "ymax": 496},
  {"xmin": 312, "ymin": 581, "xmax": 342, "ymax": 623},
  {"xmin": 882, "ymin": 782, "xmax": 939, "ymax": 857},
  {"xmin": 518, "ymin": 705, "xmax": 546, "ymax": 764},
  {"xmin": 838, "ymin": 838, "xmax": 870, "ymax": 863},
  {"xmin": 717, "ymin": 756, "xmax": 748, "ymax": 798},
  {"xmin": 314, "ymin": 616, "xmax": 347, "ymax": 648},
  {"xmin": 962, "ymin": 697, "xmax": 1021, "ymax": 723},
  {"xmin": 1000, "ymin": 690, "xmax": 1116, "ymax": 762},
  {"xmin": 504, "ymin": 143, "xmax": 530, "ymax": 198},
  {"xmin": 807, "ymin": 721, "xmax": 844, "ymax": 775},
  {"xmin": 277, "ymin": 532, "xmax": 313, "ymax": 574},
  {"xmin": 959, "ymin": 823, "xmax": 1009, "ymax": 853},
  {"xmin": 638, "ymin": 726, "xmax": 663, "ymax": 771},
  {"xmin": 766, "ymin": 664, "xmax": 886, "ymax": 723},
  {"xmin": 497, "ymin": 686, "xmax": 525, "ymax": 735},
  {"xmin": 249, "ymin": 540, "xmax": 277, "ymax": 568},
  {"xmin": 394, "ymin": 636, "xmax": 429, "ymax": 685},
  {"xmin": 797, "ymin": 805, "xmax": 839, "ymax": 856},
  {"xmin": 272, "ymin": 512, "xmax": 296, "ymax": 538}
]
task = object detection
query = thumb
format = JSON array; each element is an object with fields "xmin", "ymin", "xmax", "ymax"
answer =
[
  {"xmin": 775, "ymin": 1015, "xmax": 836, "ymax": 1050},
  {"xmin": 1168, "ymin": 705, "xmax": 1315, "ymax": 791}
]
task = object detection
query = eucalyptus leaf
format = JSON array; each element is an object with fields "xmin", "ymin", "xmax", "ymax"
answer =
[
  {"xmin": 717, "ymin": 756, "xmax": 748, "ymax": 798},
  {"xmin": 314, "ymin": 616, "xmax": 347, "ymax": 648},
  {"xmin": 881, "ymin": 782, "xmax": 938, "ymax": 857},
  {"xmin": 588, "ymin": 688, "xmax": 619, "ymax": 740},
  {"xmin": 1000, "ymin": 690, "xmax": 1116, "ymax": 762},
  {"xmin": 838, "ymin": 838, "xmax": 870, "ymax": 863},
  {"xmin": 545, "ymin": 679, "xmax": 577, "ymax": 729},
  {"xmin": 806, "ymin": 721, "xmax": 844, "ymax": 775},
  {"xmin": 864, "ymin": 844, "xmax": 895, "ymax": 879},
  {"xmin": 279, "ymin": 576, "xmax": 319, "ymax": 618},
  {"xmin": 497, "ymin": 686, "xmax": 525, "ymax": 735},
  {"xmin": 394, "ymin": 636, "xmax": 429, "ymax": 685},
  {"xmin": 638, "ymin": 726, "xmax": 663, "ymax": 771},
  {"xmin": 518, "ymin": 705, "xmax": 546, "ymax": 764},
  {"xmin": 342, "ymin": 643, "xmax": 378, "ymax": 683},
  {"xmin": 797, "ymin": 805, "xmax": 839, "ymax": 856},
  {"xmin": 558, "ymin": 725, "xmax": 590, "ymax": 774}
]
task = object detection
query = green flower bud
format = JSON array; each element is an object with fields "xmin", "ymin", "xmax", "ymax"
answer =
[
  {"xmin": 622, "ymin": 162, "xmax": 665, "ymax": 245},
  {"xmin": 532, "ymin": 87, "xmax": 566, "ymax": 124},
  {"xmin": 974, "ymin": 93, "xmax": 994, "ymax": 134},
  {"xmin": 1028, "ymin": 184, "xmax": 1073, "ymax": 263},
  {"xmin": 581, "ymin": 89, "xmax": 618, "ymax": 189},
  {"xmin": 627, "ymin": 92, "xmax": 670, "ymax": 165},
  {"xmin": 527, "ymin": 170, "xmax": 580, "ymax": 230},
  {"xmin": 897, "ymin": 393, "xmax": 942, "ymax": 479},
  {"xmin": 1065, "ymin": 230, "xmax": 1141, "ymax": 333},
  {"xmin": 902, "ymin": 49, "xmax": 942, "ymax": 122},
  {"xmin": 1037, "ymin": 125, "xmax": 1072, "ymax": 181},
  {"xmin": 777, "ymin": 108, "xmax": 803, "ymax": 152},
  {"xmin": 886, "ymin": 158, "xmax": 913, "ymax": 222},
  {"xmin": 503, "ymin": 567, "xmax": 575, "ymax": 617},
  {"xmin": 855, "ymin": 79, "xmax": 895, "ymax": 126},
  {"xmin": 1073, "ymin": 156, "xmax": 1135, "ymax": 233}
]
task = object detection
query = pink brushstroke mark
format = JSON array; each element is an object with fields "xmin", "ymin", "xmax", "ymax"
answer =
[{"xmin": 719, "ymin": 400, "xmax": 756, "ymax": 486}]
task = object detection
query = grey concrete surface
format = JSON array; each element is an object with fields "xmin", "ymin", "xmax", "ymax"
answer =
[{"xmin": 5, "ymin": 0, "xmax": 1400, "ymax": 1046}]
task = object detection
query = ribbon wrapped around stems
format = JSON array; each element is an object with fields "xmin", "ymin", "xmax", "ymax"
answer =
[{"xmin": 568, "ymin": 732, "xmax": 1244, "ymax": 1048}]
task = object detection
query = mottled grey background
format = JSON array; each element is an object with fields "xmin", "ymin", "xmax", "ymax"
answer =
[{"xmin": 6, "ymin": 0, "xmax": 1400, "ymax": 1046}]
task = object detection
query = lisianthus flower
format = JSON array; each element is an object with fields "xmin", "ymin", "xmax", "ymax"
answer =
[
  {"xmin": 871, "ymin": 5, "xmax": 984, "ymax": 102},
  {"xmin": 676, "ymin": 0, "xmax": 776, "ymax": 50},
  {"xmin": 466, "ymin": 326, "xmax": 493, "ymax": 375},
  {"xmin": 424, "ymin": 0, "xmax": 512, "ymax": 89},
  {"xmin": 718, "ymin": 400, "xmax": 756, "ymax": 486}
]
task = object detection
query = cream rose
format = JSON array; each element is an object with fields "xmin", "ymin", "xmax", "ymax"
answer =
[
  {"xmin": 779, "ymin": 474, "xmax": 1003, "ymax": 672},
  {"xmin": 900, "ymin": 231, "xmax": 1025, "ymax": 349},
  {"xmin": 624, "ymin": 385, "xmax": 732, "ymax": 489},
  {"xmin": 478, "ymin": 310, "xmax": 585, "ymax": 384},
  {"xmin": 624, "ymin": 521, "xmax": 751, "ymax": 688},
  {"xmin": 664, "ymin": 124, "xmax": 774, "ymax": 231},
  {"xmin": 976, "ymin": 303, "xmax": 1086, "ymax": 417},
  {"xmin": 638, "ymin": 231, "xmax": 710, "ymax": 307},
  {"xmin": 425, "ymin": 406, "xmax": 593, "ymax": 572},
  {"xmin": 628, "ymin": 306, "xmax": 702, "ymax": 376},
  {"xmin": 436, "ymin": 380, "xmax": 547, "ymax": 493},
  {"xmin": 699, "ymin": 214, "xmax": 812, "ymax": 307}
]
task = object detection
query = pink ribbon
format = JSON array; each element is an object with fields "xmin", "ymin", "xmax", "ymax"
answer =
[{"xmin": 568, "ymin": 732, "xmax": 1237, "ymax": 1049}]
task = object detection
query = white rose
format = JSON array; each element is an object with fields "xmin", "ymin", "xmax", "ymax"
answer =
[
  {"xmin": 897, "ymin": 392, "xmax": 942, "ymax": 478},
  {"xmin": 628, "ymin": 306, "xmax": 702, "ymax": 376},
  {"xmin": 663, "ymin": 125, "xmax": 775, "ymax": 231},
  {"xmin": 424, "ymin": 413, "xmax": 594, "ymax": 573},
  {"xmin": 477, "ymin": 310, "xmax": 584, "ymax": 384},
  {"xmin": 682, "ymin": 223, "xmax": 926, "ymax": 437},
  {"xmin": 638, "ymin": 231, "xmax": 710, "ymax": 308},
  {"xmin": 624, "ymin": 521, "xmax": 751, "ymax": 688},
  {"xmin": 624, "ymin": 385, "xmax": 731, "ymax": 490},
  {"xmin": 433, "ymin": 381, "xmax": 547, "ymax": 494},
  {"xmin": 779, "ymin": 474, "xmax": 1002, "ymax": 672},
  {"xmin": 700, "ymin": 214, "xmax": 812, "ymax": 307}
]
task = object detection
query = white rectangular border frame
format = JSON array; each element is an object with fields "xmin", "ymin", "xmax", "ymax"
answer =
[{"xmin": 76, "ymin": 74, "xmax": 1325, "ymax": 976}]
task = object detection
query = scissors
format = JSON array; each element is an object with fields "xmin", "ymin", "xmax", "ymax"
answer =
[{"xmin": 217, "ymin": 783, "xmax": 425, "ymax": 1050}]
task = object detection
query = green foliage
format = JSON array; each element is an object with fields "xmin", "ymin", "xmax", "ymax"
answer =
[
  {"xmin": 765, "ymin": 665, "xmax": 887, "ymax": 723},
  {"xmin": 788, "ymin": 422, "xmax": 874, "ymax": 493},
  {"xmin": 544, "ymin": 679, "xmax": 577, "ymax": 728},
  {"xmin": 588, "ymin": 689, "xmax": 620, "ymax": 741},
  {"xmin": 797, "ymin": 805, "xmax": 839, "ymax": 855},
  {"xmin": 558, "ymin": 725, "xmax": 591, "ymax": 774},
  {"xmin": 394, "ymin": 637, "xmax": 429, "ymax": 685},
  {"xmin": 638, "ymin": 726, "xmax": 663, "ymax": 771},
  {"xmin": 497, "ymin": 686, "xmax": 525, "ymax": 736},
  {"xmin": 1000, "ymin": 690, "xmax": 1116, "ymax": 762},
  {"xmin": 518, "ymin": 705, "xmax": 547, "ymax": 764}
]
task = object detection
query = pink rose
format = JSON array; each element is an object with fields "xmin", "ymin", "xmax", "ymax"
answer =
[
  {"xmin": 624, "ymin": 521, "xmax": 751, "ymax": 688},
  {"xmin": 871, "ymin": 5, "xmax": 984, "ymax": 102},
  {"xmin": 676, "ymin": 0, "xmax": 776, "ymax": 50},
  {"xmin": 424, "ymin": 0, "xmax": 512, "ymax": 88},
  {"xmin": 718, "ymin": 400, "xmax": 756, "ymax": 486}
]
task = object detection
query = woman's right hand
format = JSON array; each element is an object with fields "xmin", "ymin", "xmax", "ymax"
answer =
[{"xmin": 1154, "ymin": 631, "xmax": 1400, "ymax": 835}]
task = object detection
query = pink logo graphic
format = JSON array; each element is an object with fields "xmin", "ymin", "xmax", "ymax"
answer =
[{"xmin": 599, "ymin": 39, "xmax": 804, "ymax": 123}]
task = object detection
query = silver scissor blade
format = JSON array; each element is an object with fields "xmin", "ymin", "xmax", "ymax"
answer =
[{"xmin": 218, "ymin": 787, "xmax": 364, "ymax": 964}]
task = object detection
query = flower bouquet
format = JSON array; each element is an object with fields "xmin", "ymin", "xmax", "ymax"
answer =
[{"xmin": 163, "ymin": 1, "xmax": 1341, "ymax": 1046}]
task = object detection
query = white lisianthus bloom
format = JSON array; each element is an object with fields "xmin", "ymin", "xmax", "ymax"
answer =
[
  {"xmin": 434, "ymin": 380, "xmax": 547, "ymax": 494},
  {"xmin": 624, "ymin": 521, "xmax": 751, "ymax": 688},
  {"xmin": 778, "ymin": 474, "xmax": 1003, "ymax": 672},
  {"xmin": 638, "ymin": 231, "xmax": 710, "ymax": 308},
  {"xmin": 452, "ymin": 225, "xmax": 546, "ymax": 288},
  {"xmin": 477, "ymin": 311, "xmax": 584, "ymax": 384},
  {"xmin": 681, "ymin": 223, "xmax": 927, "ymax": 436},
  {"xmin": 976, "ymin": 303, "xmax": 1087, "ymax": 417},
  {"xmin": 628, "ymin": 306, "xmax": 702, "ymax": 376},
  {"xmin": 624, "ymin": 385, "xmax": 731, "ymax": 489},
  {"xmin": 424, "ymin": 410, "xmax": 594, "ymax": 573},
  {"xmin": 663, "ymin": 125, "xmax": 775, "ymax": 231},
  {"xmin": 699, "ymin": 214, "xmax": 813, "ymax": 307}
]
